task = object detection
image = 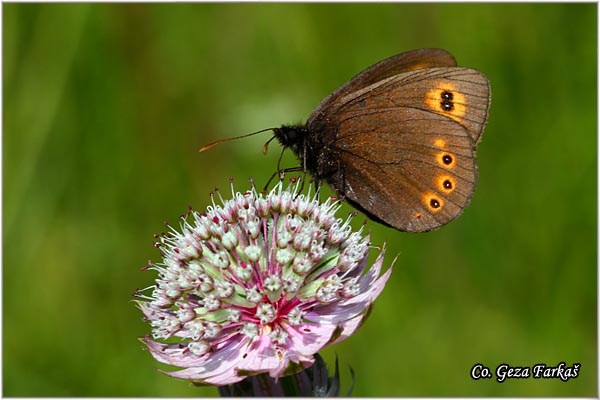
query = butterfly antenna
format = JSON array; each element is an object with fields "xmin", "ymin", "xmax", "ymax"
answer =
[{"xmin": 199, "ymin": 127, "xmax": 276, "ymax": 153}]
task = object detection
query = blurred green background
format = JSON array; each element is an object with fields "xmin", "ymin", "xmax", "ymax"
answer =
[{"xmin": 3, "ymin": 3, "xmax": 596, "ymax": 397}]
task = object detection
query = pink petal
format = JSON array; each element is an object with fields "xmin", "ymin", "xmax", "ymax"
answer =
[
  {"xmin": 163, "ymin": 334, "xmax": 250, "ymax": 384},
  {"xmin": 285, "ymin": 323, "xmax": 333, "ymax": 355},
  {"xmin": 143, "ymin": 337, "xmax": 210, "ymax": 368},
  {"xmin": 136, "ymin": 301, "xmax": 170, "ymax": 320},
  {"xmin": 309, "ymin": 266, "xmax": 391, "ymax": 325},
  {"xmin": 236, "ymin": 334, "xmax": 281, "ymax": 374},
  {"xmin": 357, "ymin": 249, "xmax": 388, "ymax": 291},
  {"xmin": 328, "ymin": 312, "xmax": 366, "ymax": 345}
]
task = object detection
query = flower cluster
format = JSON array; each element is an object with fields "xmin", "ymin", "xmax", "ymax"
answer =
[{"xmin": 136, "ymin": 180, "xmax": 391, "ymax": 385}]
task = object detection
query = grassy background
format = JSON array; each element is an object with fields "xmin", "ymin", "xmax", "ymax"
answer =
[{"xmin": 3, "ymin": 3, "xmax": 596, "ymax": 397}]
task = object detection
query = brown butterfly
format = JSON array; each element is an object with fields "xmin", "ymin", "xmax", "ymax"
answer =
[
  {"xmin": 270, "ymin": 48, "xmax": 491, "ymax": 232},
  {"xmin": 201, "ymin": 48, "xmax": 491, "ymax": 232}
]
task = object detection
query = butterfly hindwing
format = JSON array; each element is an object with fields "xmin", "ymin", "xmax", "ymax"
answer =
[{"xmin": 326, "ymin": 107, "xmax": 477, "ymax": 232}]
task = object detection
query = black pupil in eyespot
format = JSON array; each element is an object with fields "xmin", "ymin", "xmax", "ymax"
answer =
[
  {"xmin": 441, "ymin": 101, "xmax": 454, "ymax": 111},
  {"xmin": 443, "ymin": 155, "xmax": 453, "ymax": 164},
  {"xmin": 430, "ymin": 199, "xmax": 440, "ymax": 208},
  {"xmin": 440, "ymin": 91, "xmax": 454, "ymax": 111},
  {"xmin": 444, "ymin": 180, "xmax": 452, "ymax": 189},
  {"xmin": 441, "ymin": 91, "xmax": 453, "ymax": 101}
]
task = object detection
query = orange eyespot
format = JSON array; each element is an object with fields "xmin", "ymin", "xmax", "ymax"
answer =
[
  {"xmin": 422, "ymin": 191, "xmax": 443, "ymax": 213},
  {"xmin": 424, "ymin": 82, "xmax": 467, "ymax": 122},
  {"xmin": 438, "ymin": 175, "xmax": 456, "ymax": 193},
  {"xmin": 436, "ymin": 152, "xmax": 456, "ymax": 169}
]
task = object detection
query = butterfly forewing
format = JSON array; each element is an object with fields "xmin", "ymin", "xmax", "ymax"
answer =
[
  {"xmin": 308, "ymin": 49, "xmax": 458, "ymax": 127},
  {"xmin": 329, "ymin": 67, "xmax": 490, "ymax": 143}
]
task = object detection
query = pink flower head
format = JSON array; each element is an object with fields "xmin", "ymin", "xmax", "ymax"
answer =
[{"xmin": 136, "ymin": 180, "xmax": 392, "ymax": 386}]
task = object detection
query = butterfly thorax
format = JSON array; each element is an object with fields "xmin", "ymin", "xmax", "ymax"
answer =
[{"xmin": 273, "ymin": 124, "xmax": 340, "ymax": 181}]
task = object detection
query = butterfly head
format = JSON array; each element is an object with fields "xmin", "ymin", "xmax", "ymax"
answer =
[{"xmin": 273, "ymin": 125, "xmax": 309, "ymax": 155}]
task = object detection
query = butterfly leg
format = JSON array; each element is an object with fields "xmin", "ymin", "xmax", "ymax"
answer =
[
  {"xmin": 331, "ymin": 159, "xmax": 347, "ymax": 202},
  {"xmin": 261, "ymin": 166, "xmax": 304, "ymax": 194},
  {"xmin": 294, "ymin": 170, "xmax": 308, "ymax": 196}
]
